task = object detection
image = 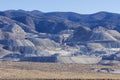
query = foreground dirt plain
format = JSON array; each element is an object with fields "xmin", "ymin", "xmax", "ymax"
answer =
[{"xmin": 0, "ymin": 61, "xmax": 120, "ymax": 79}]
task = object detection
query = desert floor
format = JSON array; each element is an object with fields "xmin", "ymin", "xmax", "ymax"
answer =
[{"xmin": 0, "ymin": 61, "xmax": 120, "ymax": 79}]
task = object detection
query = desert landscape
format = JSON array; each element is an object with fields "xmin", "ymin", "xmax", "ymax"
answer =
[
  {"xmin": 1, "ymin": 0, "xmax": 120, "ymax": 80},
  {"xmin": 0, "ymin": 61, "xmax": 119, "ymax": 80}
]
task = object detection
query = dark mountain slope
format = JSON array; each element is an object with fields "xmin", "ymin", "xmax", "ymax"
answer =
[{"xmin": 45, "ymin": 11, "xmax": 120, "ymax": 31}]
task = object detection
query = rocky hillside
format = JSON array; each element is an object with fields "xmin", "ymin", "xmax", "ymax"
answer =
[{"xmin": 0, "ymin": 10, "xmax": 120, "ymax": 64}]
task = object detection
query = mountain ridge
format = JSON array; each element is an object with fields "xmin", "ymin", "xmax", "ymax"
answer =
[{"xmin": 0, "ymin": 10, "xmax": 120, "ymax": 64}]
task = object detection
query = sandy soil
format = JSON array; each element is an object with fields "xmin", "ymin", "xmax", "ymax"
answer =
[{"xmin": 0, "ymin": 61, "xmax": 120, "ymax": 79}]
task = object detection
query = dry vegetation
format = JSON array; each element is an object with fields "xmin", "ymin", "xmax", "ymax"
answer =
[{"xmin": 0, "ymin": 61, "xmax": 120, "ymax": 80}]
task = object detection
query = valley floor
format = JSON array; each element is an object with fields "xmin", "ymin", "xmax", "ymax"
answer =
[{"xmin": 0, "ymin": 61, "xmax": 120, "ymax": 79}]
